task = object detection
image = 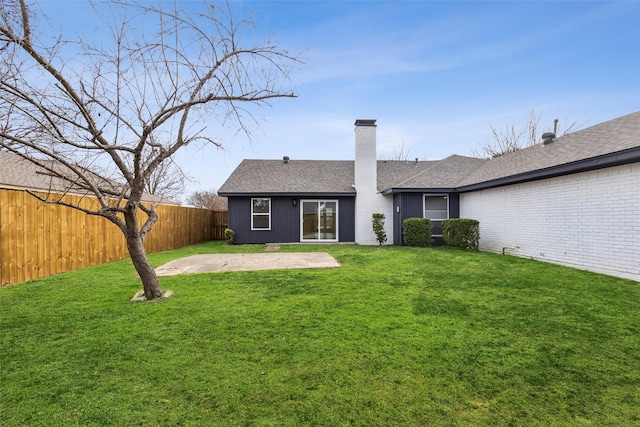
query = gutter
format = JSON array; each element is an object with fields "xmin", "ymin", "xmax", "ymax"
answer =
[
  {"xmin": 218, "ymin": 191, "xmax": 357, "ymax": 198},
  {"xmin": 381, "ymin": 187, "xmax": 456, "ymax": 196}
]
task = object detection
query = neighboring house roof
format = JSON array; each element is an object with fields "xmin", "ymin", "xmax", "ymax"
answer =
[
  {"xmin": 219, "ymin": 111, "xmax": 640, "ymax": 196},
  {"xmin": 0, "ymin": 150, "xmax": 168, "ymax": 204},
  {"xmin": 0, "ymin": 150, "xmax": 69, "ymax": 193}
]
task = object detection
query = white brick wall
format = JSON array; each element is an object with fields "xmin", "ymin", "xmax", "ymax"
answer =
[
  {"xmin": 354, "ymin": 192, "xmax": 394, "ymax": 245},
  {"xmin": 354, "ymin": 122, "xmax": 394, "ymax": 245},
  {"xmin": 460, "ymin": 163, "xmax": 640, "ymax": 282}
]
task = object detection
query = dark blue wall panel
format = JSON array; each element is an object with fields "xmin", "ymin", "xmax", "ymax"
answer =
[
  {"xmin": 448, "ymin": 193, "xmax": 460, "ymax": 218},
  {"xmin": 228, "ymin": 196, "xmax": 355, "ymax": 244},
  {"xmin": 338, "ymin": 197, "xmax": 355, "ymax": 242},
  {"xmin": 393, "ymin": 192, "xmax": 458, "ymax": 245},
  {"xmin": 393, "ymin": 193, "xmax": 424, "ymax": 245}
]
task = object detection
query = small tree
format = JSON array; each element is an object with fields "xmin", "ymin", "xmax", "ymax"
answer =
[
  {"xmin": 372, "ymin": 213, "xmax": 387, "ymax": 245},
  {"xmin": 0, "ymin": 0, "xmax": 299, "ymax": 300},
  {"xmin": 187, "ymin": 189, "xmax": 228, "ymax": 210},
  {"xmin": 224, "ymin": 228, "xmax": 235, "ymax": 245}
]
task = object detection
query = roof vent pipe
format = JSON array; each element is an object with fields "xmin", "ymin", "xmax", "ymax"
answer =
[
  {"xmin": 283, "ymin": 156, "xmax": 290, "ymax": 164},
  {"xmin": 542, "ymin": 132, "xmax": 555, "ymax": 145}
]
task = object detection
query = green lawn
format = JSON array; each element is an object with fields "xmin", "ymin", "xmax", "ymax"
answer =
[{"xmin": 1, "ymin": 242, "xmax": 639, "ymax": 426}]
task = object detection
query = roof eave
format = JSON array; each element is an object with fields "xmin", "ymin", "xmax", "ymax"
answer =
[
  {"xmin": 380, "ymin": 147, "xmax": 640, "ymax": 194},
  {"xmin": 218, "ymin": 191, "xmax": 356, "ymax": 197},
  {"xmin": 458, "ymin": 147, "xmax": 640, "ymax": 193},
  {"xmin": 381, "ymin": 187, "xmax": 456, "ymax": 195}
]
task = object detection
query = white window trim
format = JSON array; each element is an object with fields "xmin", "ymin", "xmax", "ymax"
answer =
[
  {"xmin": 300, "ymin": 199, "xmax": 339, "ymax": 242},
  {"xmin": 251, "ymin": 197, "xmax": 271, "ymax": 231},
  {"xmin": 423, "ymin": 194, "xmax": 449, "ymax": 237}
]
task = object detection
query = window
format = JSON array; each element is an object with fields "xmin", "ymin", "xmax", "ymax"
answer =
[
  {"xmin": 251, "ymin": 198, "xmax": 271, "ymax": 230},
  {"xmin": 424, "ymin": 195, "xmax": 448, "ymax": 236}
]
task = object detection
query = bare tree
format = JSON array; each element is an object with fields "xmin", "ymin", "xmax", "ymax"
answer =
[
  {"xmin": 0, "ymin": 1, "xmax": 298, "ymax": 299},
  {"xmin": 473, "ymin": 108, "xmax": 541, "ymax": 158},
  {"xmin": 187, "ymin": 189, "xmax": 228, "ymax": 210},
  {"xmin": 379, "ymin": 141, "xmax": 428, "ymax": 162},
  {"xmin": 553, "ymin": 114, "xmax": 587, "ymax": 137},
  {"xmin": 379, "ymin": 141, "xmax": 412, "ymax": 161},
  {"xmin": 144, "ymin": 158, "xmax": 185, "ymax": 205},
  {"xmin": 474, "ymin": 108, "xmax": 586, "ymax": 158}
]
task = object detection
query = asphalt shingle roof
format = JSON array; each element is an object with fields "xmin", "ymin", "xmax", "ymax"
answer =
[
  {"xmin": 219, "ymin": 157, "xmax": 485, "ymax": 194},
  {"xmin": 1, "ymin": 150, "xmax": 53, "ymax": 191},
  {"xmin": 218, "ymin": 111, "xmax": 640, "ymax": 195},
  {"xmin": 0, "ymin": 150, "xmax": 167, "ymax": 203},
  {"xmin": 0, "ymin": 150, "xmax": 80, "ymax": 193},
  {"xmin": 387, "ymin": 155, "xmax": 488, "ymax": 189},
  {"xmin": 218, "ymin": 159, "xmax": 356, "ymax": 194},
  {"xmin": 377, "ymin": 160, "xmax": 440, "ymax": 189},
  {"xmin": 458, "ymin": 111, "xmax": 640, "ymax": 187}
]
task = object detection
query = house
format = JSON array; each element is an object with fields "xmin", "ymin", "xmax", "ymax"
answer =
[
  {"xmin": 219, "ymin": 112, "xmax": 640, "ymax": 281},
  {"xmin": 0, "ymin": 150, "xmax": 170, "ymax": 204}
]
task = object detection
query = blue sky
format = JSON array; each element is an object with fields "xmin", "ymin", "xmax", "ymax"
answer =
[{"xmin": 37, "ymin": 1, "xmax": 640, "ymax": 200}]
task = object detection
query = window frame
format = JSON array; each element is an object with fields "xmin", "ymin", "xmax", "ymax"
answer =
[
  {"xmin": 423, "ymin": 194, "xmax": 449, "ymax": 237},
  {"xmin": 251, "ymin": 197, "xmax": 271, "ymax": 231},
  {"xmin": 300, "ymin": 199, "xmax": 339, "ymax": 242}
]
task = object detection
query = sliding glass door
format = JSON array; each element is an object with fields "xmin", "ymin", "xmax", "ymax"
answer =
[{"xmin": 301, "ymin": 200, "xmax": 338, "ymax": 241}]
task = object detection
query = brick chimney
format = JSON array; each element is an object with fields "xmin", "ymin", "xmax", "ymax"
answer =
[
  {"xmin": 354, "ymin": 119, "xmax": 391, "ymax": 245},
  {"xmin": 354, "ymin": 119, "xmax": 378, "ymax": 196}
]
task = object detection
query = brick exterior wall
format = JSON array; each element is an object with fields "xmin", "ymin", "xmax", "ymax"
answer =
[
  {"xmin": 354, "ymin": 121, "xmax": 394, "ymax": 245},
  {"xmin": 460, "ymin": 163, "xmax": 640, "ymax": 282}
]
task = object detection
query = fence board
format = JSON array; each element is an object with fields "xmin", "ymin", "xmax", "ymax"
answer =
[{"xmin": 0, "ymin": 189, "xmax": 228, "ymax": 286}]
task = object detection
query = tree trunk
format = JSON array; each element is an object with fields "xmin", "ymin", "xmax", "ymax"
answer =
[{"xmin": 124, "ymin": 209, "xmax": 163, "ymax": 300}]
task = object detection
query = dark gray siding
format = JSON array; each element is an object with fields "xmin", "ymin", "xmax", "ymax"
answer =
[
  {"xmin": 393, "ymin": 192, "xmax": 459, "ymax": 245},
  {"xmin": 227, "ymin": 196, "xmax": 355, "ymax": 244},
  {"xmin": 393, "ymin": 193, "xmax": 423, "ymax": 245},
  {"xmin": 448, "ymin": 193, "xmax": 460, "ymax": 218},
  {"xmin": 393, "ymin": 194, "xmax": 402, "ymax": 245},
  {"xmin": 337, "ymin": 197, "xmax": 356, "ymax": 242}
]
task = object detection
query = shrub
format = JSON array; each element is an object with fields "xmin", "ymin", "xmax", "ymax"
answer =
[
  {"xmin": 442, "ymin": 218, "xmax": 479, "ymax": 250},
  {"xmin": 372, "ymin": 213, "xmax": 387, "ymax": 245},
  {"xmin": 402, "ymin": 218, "xmax": 432, "ymax": 247},
  {"xmin": 224, "ymin": 228, "xmax": 235, "ymax": 245}
]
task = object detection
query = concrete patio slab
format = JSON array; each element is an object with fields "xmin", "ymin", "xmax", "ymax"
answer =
[{"xmin": 155, "ymin": 252, "xmax": 340, "ymax": 276}]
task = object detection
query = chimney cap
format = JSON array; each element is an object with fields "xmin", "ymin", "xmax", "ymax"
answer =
[
  {"xmin": 541, "ymin": 132, "xmax": 556, "ymax": 145},
  {"xmin": 283, "ymin": 156, "xmax": 290, "ymax": 163},
  {"xmin": 354, "ymin": 119, "xmax": 377, "ymax": 126}
]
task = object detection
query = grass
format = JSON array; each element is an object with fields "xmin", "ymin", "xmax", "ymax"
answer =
[{"xmin": 1, "ymin": 242, "xmax": 639, "ymax": 426}]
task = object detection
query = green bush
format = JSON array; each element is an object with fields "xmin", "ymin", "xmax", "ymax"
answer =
[
  {"xmin": 442, "ymin": 218, "xmax": 479, "ymax": 250},
  {"xmin": 402, "ymin": 218, "xmax": 432, "ymax": 247},
  {"xmin": 224, "ymin": 228, "xmax": 235, "ymax": 245},
  {"xmin": 371, "ymin": 213, "xmax": 387, "ymax": 245}
]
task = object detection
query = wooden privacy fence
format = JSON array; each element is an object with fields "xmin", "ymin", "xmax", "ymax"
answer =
[{"xmin": 0, "ymin": 188, "xmax": 228, "ymax": 286}]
